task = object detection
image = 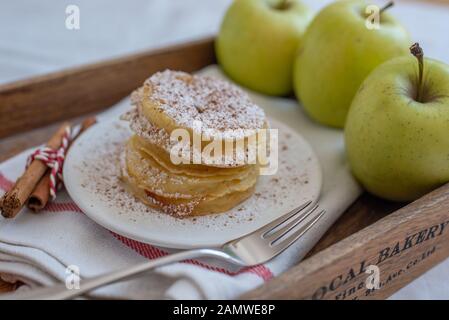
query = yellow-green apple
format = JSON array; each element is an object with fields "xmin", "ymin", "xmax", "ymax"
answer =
[
  {"xmin": 345, "ymin": 43, "xmax": 449, "ymax": 201},
  {"xmin": 216, "ymin": 0, "xmax": 313, "ymax": 96},
  {"xmin": 293, "ymin": 0, "xmax": 409, "ymax": 127}
]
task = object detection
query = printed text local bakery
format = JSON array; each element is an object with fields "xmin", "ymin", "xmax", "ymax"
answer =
[{"xmin": 311, "ymin": 220, "xmax": 449, "ymax": 300}]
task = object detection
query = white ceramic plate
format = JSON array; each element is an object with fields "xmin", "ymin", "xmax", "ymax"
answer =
[{"xmin": 64, "ymin": 118, "xmax": 322, "ymax": 249}]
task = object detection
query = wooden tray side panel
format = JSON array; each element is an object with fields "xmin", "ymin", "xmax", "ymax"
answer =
[
  {"xmin": 241, "ymin": 183, "xmax": 449, "ymax": 300},
  {"xmin": 0, "ymin": 38, "xmax": 215, "ymax": 139}
]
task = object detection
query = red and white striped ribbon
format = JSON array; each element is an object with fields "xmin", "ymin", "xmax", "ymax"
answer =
[{"xmin": 26, "ymin": 126, "xmax": 75, "ymax": 200}]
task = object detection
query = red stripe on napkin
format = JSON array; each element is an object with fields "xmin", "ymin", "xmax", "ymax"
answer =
[
  {"xmin": 44, "ymin": 201, "xmax": 84, "ymax": 213},
  {"xmin": 0, "ymin": 173, "xmax": 14, "ymax": 191}
]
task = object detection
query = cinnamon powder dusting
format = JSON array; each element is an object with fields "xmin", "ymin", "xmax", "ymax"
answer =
[
  {"xmin": 144, "ymin": 70, "xmax": 266, "ymax": 134},
  {"xmin": 74, "ymin": 121, "xmax": 312, "ymax": 229}
]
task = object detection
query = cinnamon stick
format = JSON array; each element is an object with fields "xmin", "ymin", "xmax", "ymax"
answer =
[
  {"xmin": 27, "ymin": 117, "xmax": 97, "ymax": 212},
  {"xmin": 0, "ymin": 123, "xmax": 71, "ymax": 218},
  {"xmin": 27, "ymin": 172, "xmax": 51, "ymax": 212}
]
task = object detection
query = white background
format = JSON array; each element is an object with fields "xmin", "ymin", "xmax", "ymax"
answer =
[{"xmin": 1, "ymin": 0, "xmax": 449, "ymax": 299}]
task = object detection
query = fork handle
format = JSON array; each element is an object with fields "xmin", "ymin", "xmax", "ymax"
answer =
[{"xmin": 4, "ymin": 248, "xmax": 235, "ymax": 300}]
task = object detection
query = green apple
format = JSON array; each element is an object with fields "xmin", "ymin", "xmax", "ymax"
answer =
[
  {"xmin": 216, "ymin": 0, "xmax": 313, "ymax": 96},
  {"xmin": 345, "ymin": 43, "xmax": 449, "ymax": 201},
  {"xmin": 293, "ymin": 0, "xmax": 410, "ymax": 128}
]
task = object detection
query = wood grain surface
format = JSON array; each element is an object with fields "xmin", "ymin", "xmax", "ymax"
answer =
[
  {"xmin": 242, "ymin": 183, "xmax": 449, "ymax": 299},
  {"xmin": 0, "ymin": 37, "xmax": 215, "ymax": 139},
  {"xmin": 1, "ymin": 0, "xmax": 448, "ymax": 298},
  {"xmin": 305, "ymin": 193, "xmax": 404, "ymax": 258}
]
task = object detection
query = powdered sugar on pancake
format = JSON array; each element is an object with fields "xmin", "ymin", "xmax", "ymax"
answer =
[
  {"xmin": 122, "ymin": 106, "xmax": 259, "ymax": 168},
  {"xmin": 122, "ymin": 72, "xmax": 268, "ymax": 168},
  {"xmin": 121, "ymin": 107, "xmax": 172, "ymax": 152},
  {"xmin": 143, "ymin": 70, "xmax": 266, "ymax": 137}
]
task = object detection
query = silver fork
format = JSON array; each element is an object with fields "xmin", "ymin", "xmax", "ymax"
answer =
[{"xmin": 3, "ymin": 201, "xmax": 325, "ymax": 300}]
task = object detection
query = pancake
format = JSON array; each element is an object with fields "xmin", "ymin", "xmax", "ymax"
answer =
[
  {"xmin": 124, "ymin": 137, "xmax": 258, "ymax": 199},
  {"xmin": 121, "ymin": 70, "xmax": 267, "ymax": 217}
]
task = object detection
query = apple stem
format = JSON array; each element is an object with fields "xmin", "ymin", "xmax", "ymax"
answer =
[
  {"xmin": 380, "ymin": 1, "xmax": 395, "ymax": 14},
  {"xmin": 410, "ymin": 43, "xmax": 425, "ymax": 103},
  {"xmin": 276, "ymin": 0, "xmax": 291, "ymax": 10}
]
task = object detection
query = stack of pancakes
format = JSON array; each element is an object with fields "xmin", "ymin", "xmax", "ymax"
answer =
[{"xmin": 121, "ymin": 70, "xmax": 267, "ymax": 217}]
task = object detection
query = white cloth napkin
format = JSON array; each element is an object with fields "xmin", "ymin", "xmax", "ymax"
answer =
[{"xmin": 0, "ymin": 66, "xmax": 361, "ymax": 299}]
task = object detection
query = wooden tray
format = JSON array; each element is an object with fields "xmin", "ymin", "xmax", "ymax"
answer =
[{"xmin": 1, "ymin": 37, "xmax": 449, "ymax": 300}]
